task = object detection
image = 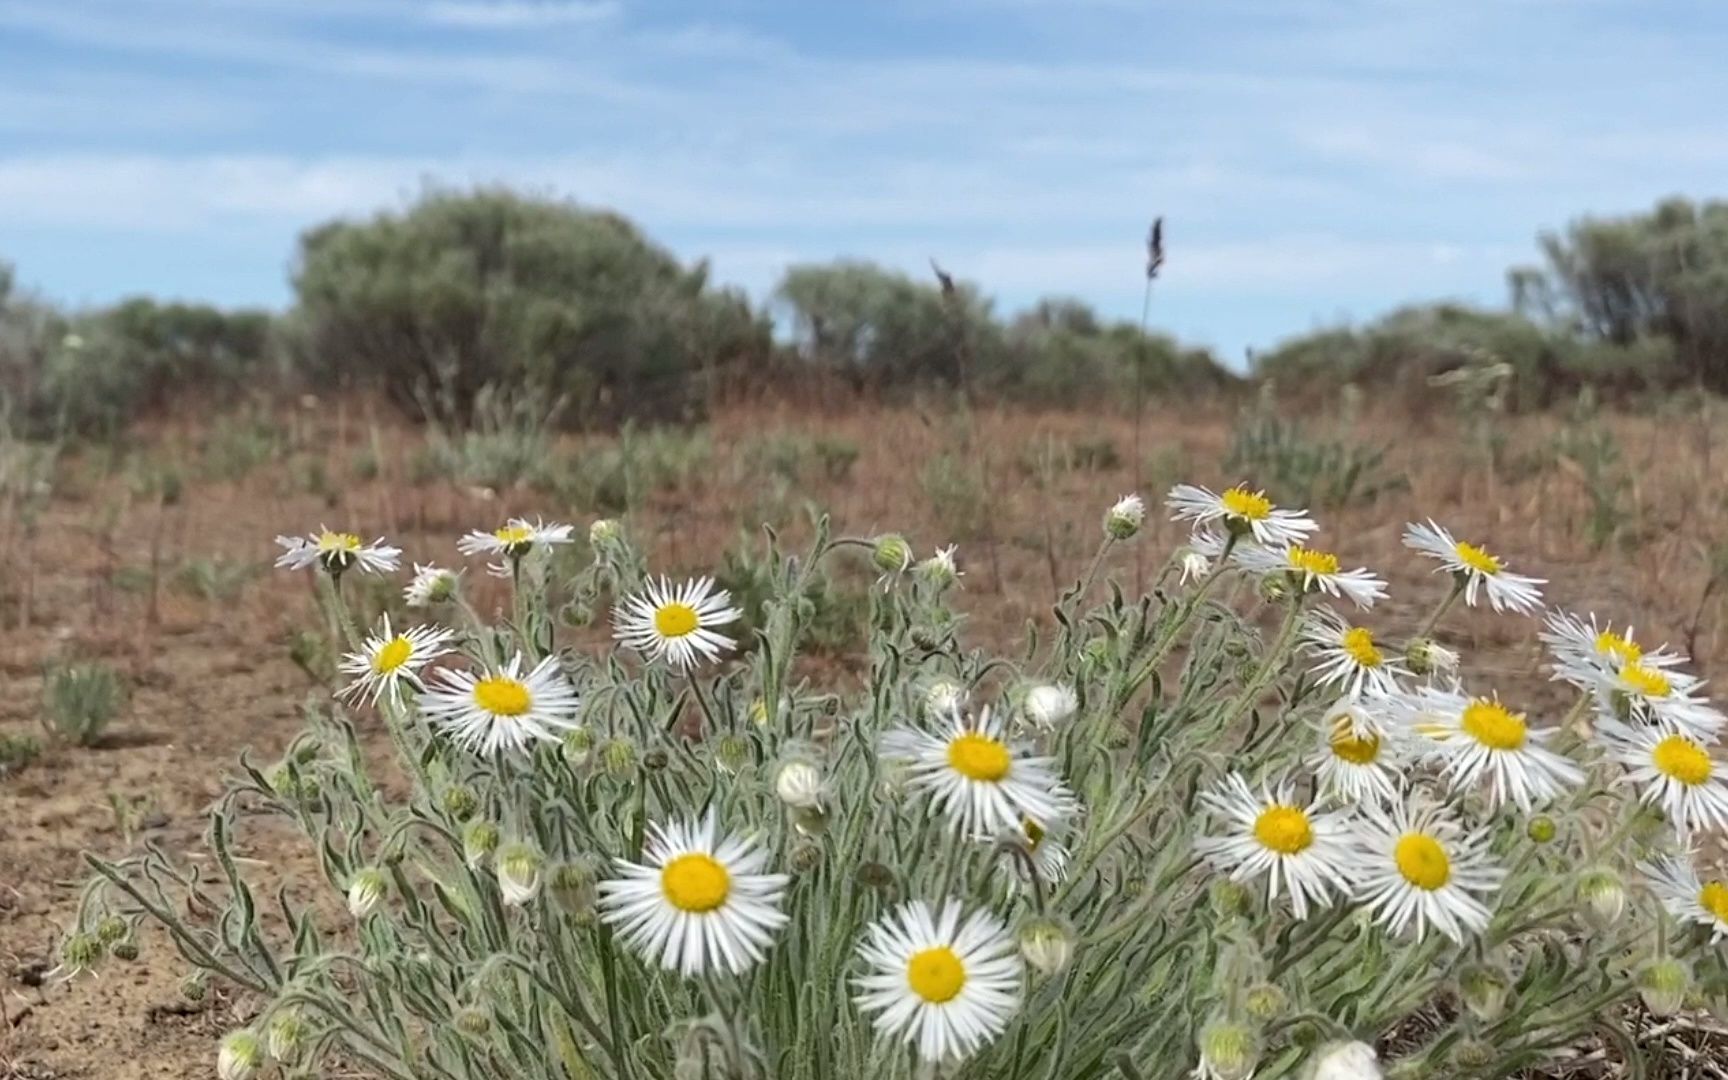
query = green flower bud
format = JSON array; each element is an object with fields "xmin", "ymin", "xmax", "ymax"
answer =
[
  {"xmin": 792, "ymin": 806, "xmax": 830, "ymax": 837},
  {"xmin": 1458, "ymin": 962, "xmax": 1510, "ymax": 1022},
  {"xmin": 95, "ymin": 914, "xmax": 128, "ymax": 945},
  {"xmin": 1104, "ymin": 494, "xmax": 1145, "ymax": 540},
  {"xmin": 549, "ymin": 860, "xmax": 598, "ymax": 916},
  {"xmin": 1404, "ymin": 637, "xmax": 1458, "ymax": 677},
  {"xmin": 602, "ymin": 737, "xmax": 638, "ymax": 778},
  {"xmin": 562, "ymin": 726, "xmax": 595, "ymax": 767},
  {"xmin": 714, "ymin": 733, "xmax": 750, "ymax": 774},
  {"xmin": 1210, "ymin": 879, "xmax": 1253, "ymax": 919},
  {"xmin": 872, "ymin": 534, "xmax": 912, "ymax": 576},
  {"xmin": 267, "ymin": 1008, "xmax": 312, "ymax": 1063},
  {"xmin": 918, "ymin": 545, "xmax": 961, "ymax": 588},
  {"xmin": 496, "ymin": 843, "xmax": 544, "ymax": 907},
  {"xmin": 1196, "ymin": 1017, "xmax": 1258, "ymax": 1080},
  {"xmin": 180, "ymin": 970, "xmax": 209, "ymax": 1002},
  {"xmin": 1450, "ymin": 1037, "xmax": 1494, "ymax": 1070},
  {"xmin": 347, "ymin": 867, "xmax": 388, "ymax": 920},
  {"xmin": 1242, "ymin": 983, "xmax": 1288, "ymax": 1022},
  {"xmin": 1639, "ymin": 956, "xmax": 1690, "ymax": 1018},
  {"xmin": 1018, "ymin": 917, "xmax": 1075, "ymax": 978},
  {"xmin": 441, "ymin": 784, "xmax": 480, "ymax": 822},
  {"xmin": 855, "ymin": 861, "xmax": 895, "ymax": 891},
  {"xmin": 265, "ymin": 763, "xmax": 299, "ymax": 799},
  {"xmin": 218, "ymin": 1030, "xmax": 264, "ymax": 1080},
  {"xmin": 455, "ymin": 1006, "xmax": 492, "ymax": 1037},
  {"xmin": 464, "ymin": 819, "xmax": 500, "ymax": 867},
  {"xmin": 1526, "ymin": 815, "xmax": 1557, "ymax": 844},
  {"xmin": 643, "ymin": 746, "xmax": 671, "ymax": 772},
  {"xmin": 1576, "ymin": 866, "xmax": 1626, "ymax": 929},
  {"xmin": 1257, "ymin": 574, "xmax": 1290, "ymax": 604},
  {"xmin": 789, "ymin": 840, "xmax": 823, "ymax": 873},
  {"xmin": 59, "ymin": 931, "xmax": 103, "ymax": 976}
]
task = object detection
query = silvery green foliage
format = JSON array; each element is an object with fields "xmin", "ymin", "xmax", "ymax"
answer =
[{"xmin": 75, "ymin": 509, "xmax": 1726, "ymax": 1078}]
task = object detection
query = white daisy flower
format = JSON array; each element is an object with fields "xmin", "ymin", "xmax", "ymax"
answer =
[
  {"xmin": 338, "ymin": 617, "xmax": 454, "ymax": 705},
  {"xmin": 1307, "ymin": 701, "xmax": 1401, "ymax": 806},
  {"xmin": 1167, "ymin": 483, "xmax": 1318, "ymax": 548},
  {"xmin": 1402, "ymin": 520, "xmax": 1544, "ymax": 614},
  {"xmin": 404, "ymin": 563, "xmax": 462, "ymax": 607},
  {"xmin": 598, "ymin": 811, "xmax": 789, "ymax": 976},
  {"xmin": 457, "ymin": 517, "xmax": 574, "ymax": 561},
  {"xmin": 1641, "ymin": 856, "xmax": 1728, "ymax": 943},
  {"xmin": 417, "ymin": 653, "xmax": 580, "ymax": 756},
  {"xmin": 1237, "ymin": 544, "xmax": 1388, "ymax": 609},
  {"xmin": 613, "ymin": 576, "xmax": 742, "ymax": 671},
  {"xmin": 1350, "ymin": 799, "xmax": 1503, "ymax": 944},
  {"xmin": 1194, "ymin": 773, "xmax": 1355, "ymax": 919},
  {"xmin": 1597, "ymin": 661, "xmax": 1725, "ymax": 742},
  {"xmin": 274, "ymin": 528, "xmax": 400, "ymax": 576},
  {"xmin": 879, "ymin": 706, "xmax": 1076, "ymax": 837},
  {"xmin": 1541, "ymin": 610, "xmax": 1675, "ymax": 687},
  {"xmin": 1301, "ymin": 611, "xmax": 1407, "ymax": 698},
  {"xmin": 1395, "ymin": 685, "xmax": 1582, "ymax": 811},
  {"xmin": 853, "ymin": 899, "xmax": 1022, "ymax": 1063},
  {"xmin": 1598, "ymin": 718, "xmax": 1728, "ymax": 841}
]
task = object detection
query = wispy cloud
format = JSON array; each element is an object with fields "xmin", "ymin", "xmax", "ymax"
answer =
[{"xmin": 422, "ymin": 0, "xmax": 621, "ymax": 29}]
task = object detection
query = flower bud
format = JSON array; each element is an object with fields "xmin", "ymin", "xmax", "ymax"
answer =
[
  {"xmin": 180, "ymin": 971, "xmax": 209, "ymax": 1002},
  {"xmin": 713, "ymin": 734, "xmax": 750, "ymax": 775},
  {"xmin": 918, "ymin": 545, "xmax": 961, "ymax": 588},
  {"xmin": 217, "ymin": 1030, "xmax": 264, "ymax": 1080},
  {"xmin": 347, "ymin": 867, "xmax": 388, "ymax": 920},
  {"xmin": 562, "ymin": 726, "xmax": 595, "ymax": 767},
  {"xmin": 110, "ymin": 940, "xmax": 139, "ymax": 961},
  {"xmin": 549, "ymin": 860, "xmax": 598, "ymax": 916},
  {"xmin": 789, "ymin": 839, "xmax": 823, "ymax": 873},
  {"xmin": 455, "ymin": 1006, "xmax": 492, "ymax": 1037},
  {"xmin": 463, "ymin": 820, "xmax": 500, "ymax": 867},
  {"xmin": 1196, "ymin": 1017, "xmax": 1258, "ymax": 1080},
  {"xmin": 1449, "ymin": 1038, "xmax": 1493, "ymax": 1070},
  {"xmin": 1526, "ymin": 815, "xmax": 1557, "ymax": 844},
  {"xmin": 1576, "ymin": 866, "xmax": 1626, "ymax": 929},
  {"xmin": 497, "ymin": 843, "xmax": 544, "ymax": 907},
  {"xmin": 749, "ymin": 698, "xmax": 771, "ymax": 728},
  {"xmin": 602, "ymin": 737, "xmax": 638, "ymax": 778},
  {"xmin": 855, "ymin": 860, "xmax": 895, "ymax": 891},
  {"xmin": 267, "ymin": 1008, "xmax": 311, "ymax": 1063},
  {"xmin": 644, "ymin": 745, "xmax": 671, "ymax": 772},
  {"xmin": 793, "ymin": 806, "xmax": 830, "ymax": 837},
  {"xmin": 1242, "ymin": 982, "xmax": 1288, "ymax": 1022},
  {"xmin": 1023, "ymin": 684, "xmax": 1079, "ymax": 729},
  {"xmin": 589, "ymin": 518, "xmax": 623, "ymax": 550},
  {"xmin": 406, "ymin": 564, "xmax": 461, "ymax": 606},
  {"xmin": 775, "ymin": 761, "xmax": 824, "ymax": 810},
  {"xmin": 1104, "ymin": 494, "xmax": 1145, "ymax": 540},
  {"xmin": 1306, "ymin": 1040, "xmax": 1381, "ymax": 1080},
  {"xmin": 1210, "ymin": 879, "xmax": 1252, "ymax": 919},
  {"xmin": 1018, "ymin": 917, "xmax": 1075, "ymax": 978},
  {"xmin": 1404, "ymin": 637, "xmax": 1459, "ymax": 677},
  {"xmin": 1639, "ymin": 956, "xmax": 1690, "ymax": 1017},
  {"xmin": 923, "ymin": 679, "xmax": 967, "ymax": 718},
  {"xmin": 58, "ymin": 932, "xmax": 103, "ymax": 977},
  {"xmin": 872, "ymin": 534, "xmax": 912, "ymax": 577},
  {"xmin": 441, "ymin": 784, "xmax": 480, "ymax": 822},
  {"xmin": 1457, "ymin": 962, "xmax": 1510, "ymax": 1022},
  {"xmin": 1257, "ymin": 574, "xmax": 1290, "ymax": 604},
  {"xmin": 265, "ymin": 762, "xmax": 299, "ymax": 799},
  {"xmin": 96, "ymin": 914, "xmax": 128, "ymax": 945}
]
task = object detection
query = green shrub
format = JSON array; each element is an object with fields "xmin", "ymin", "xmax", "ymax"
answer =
[
  {"xmin": 0, "ymin": 731, "xmax": 41, "ymax": 776},
  {"xmin": 41, "ymin": 661, "xmax": 125, "ymax": 747},
  {"xmin": 288, "ymin": 187, "xmax": 768, "ymax": 428}
]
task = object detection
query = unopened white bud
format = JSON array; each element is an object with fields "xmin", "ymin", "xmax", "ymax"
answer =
[
  {"xmin": 1197, "ymin": 1017, "xmax": 1258, "ymax": 1080},
  {"xmin": 497, "ymin": 843, "xmax": 544, "ymax": 907},
  {"xmin": 1180, "ymin": 550, "xmax": 1213, "ymax": 584},
  {"xmin": 1105, "ymin": 494, "xmax": 1145, "ymax": 540},
  {"xmin": 775, "ymin": 761, "xmax": 824, "ymax": 810},
  {"xmin": 266, "ymin": 1008, "xmax": 311, "ymax": 1063},
  {"xmin": 918, "ymin": 544, "xmax": 961, "ymax": 588},
  {"xmin": 218, "ymin": 1030, "xmax": 264, "ymax": 1079},
  {"xmin": 589, "ymin": 519, "xmax": 623, "ymax": 548},
  {"xmin": 1306, "ymin": 1040, "xmax": 1381, "ymax": 1080},
  {"xmin": 347, "ymin": 867, "xmax": 387, "ymax": 920},
  {"xmin": 924, "ymin": 679, "xmax": 967, "ymax": 718},
  {"xmin": 1639, "ymin": 956, "xmax": 1690, "ymax": 1017},
  {"xmin": 1018, "ymin": 917, "xmax": 1075, "ymax": 978},
  {"xmin": 1576, "ymin": 866, "xmax": 1626, "ymax": 929},
  {"xmin": 1023, "ymin": 684, "xmax": 1078, "ymax": 729}
]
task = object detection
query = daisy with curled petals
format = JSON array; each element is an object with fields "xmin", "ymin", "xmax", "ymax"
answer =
[
  {"xmin": 404, "ymin": 563, "xmax": 462, "ymax": 607},
  {"xmin": 1402, "ymin": 520, "xmax": 1544, "ymax": 615},
  {"xmin": 853, "ymin": 899, "xmax": 1022, "ymax": 1063},
  {"xmin": 338, "ymin": 617, "xmax": 454, "ymax": 705},
  {"xmin": 598, "ymin": 811, "xmax": 789, "ymax": 976},
  {"xmin": 1194, "ymin": 773, "xmax": 1355, "ymax": 919},
  {"xmin": 991, "ymin": 816, "xmax": 1071, "ymax": 892},
  {"xmin": 1641, "ymin": 856, "xmax": 1728, "ymax": 943},
  {"xmin": 458, "ymin": 517, "xmax": 574, "ymax": 576},
  {"xmin": 1395, "ymin": 685, "xmax": 1582, "ymax": 812},
  {"xmin": 1237, "ymin": 544, "xmax": 1388, "ymax": 609},
  {"xmin": 1596, "ymin": 661, "xmax": 1725, "ymax": 742},
  {"xmin": 417, "ymin": 653, "xmax": 580, "ymax": 756},
  {"xmin": 1166, "ymin": 483, "xmax": 1318, "ymax": 548},
  {"xmin": 1301, "ymin": 611, "xmax": 1407, "ymax": 697},
  {"xmin": 613, "ymin": 576, "xmax": 742, "ymax": 671},
  {"xmin": 1541, "ymin": 610, "xmax": 1677, "ymax": 688},
  {"xmin": 1307, "ymin": 701, "xmax": 1401, "ymax": 806},
  {"xmin": 1598, "ymin": 718, "xmax": 1728, "ymax": 841},
  {"xmin": 274, "ymin": 528, "xmax": 400, "ymax": 577},
  {"xmin": 879, "ymin": 706, "xmax": 1075, "ymax": 838},
  {"xmin": 1350, "ymin": 799, "xmax": 1504, "ymax": 944}
]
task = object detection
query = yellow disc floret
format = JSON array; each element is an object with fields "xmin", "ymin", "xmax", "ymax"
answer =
[
  {"xmin": 660, "ymin": 853, "xmax": 731, "ymax": 913},
  {"xmin": 1461, "ymin": 700, "xmax": 1527, "ymax": 751},
  {"xmin": 906, "ymin": 946, "xmax": 967, "ymax": 1003},
  {"xmin": 1253, "ymin": 805, "xmax": 1314, "ymax": 855},
  {"xmin": 947, "ymin": 733, "xmax": 1012, "ymax": 781},
  {"xmin": 473, "ymin": 676, "xmax": 532, "ymax": 717},
  {"xmin": 1394, "ymin": 833, "xmax": 1452, "ymax": 890}
]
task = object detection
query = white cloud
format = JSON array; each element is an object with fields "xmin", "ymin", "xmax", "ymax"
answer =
[{"xmin": 422, "ymin": 0, "xmax": 620, "ymax": 28}]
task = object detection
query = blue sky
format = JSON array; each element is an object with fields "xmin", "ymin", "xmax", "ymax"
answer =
[{"xmin": 2, "ymin": 0, "xmax": 1725, "ymax": 364}]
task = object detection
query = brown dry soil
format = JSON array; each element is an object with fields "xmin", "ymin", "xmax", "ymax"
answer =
[{"xmin": 4, "ymin": 399, "xmax": 1728, "ymax": 1078}]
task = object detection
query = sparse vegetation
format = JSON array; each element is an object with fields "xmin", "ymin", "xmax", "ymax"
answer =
[{"xmin": 40, "ymin": 661, "xmax": 125, "ymax": 747}]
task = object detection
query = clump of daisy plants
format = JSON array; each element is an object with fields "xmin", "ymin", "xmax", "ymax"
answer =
[{"xmin": 71, "ymin": 489, "xmax": 1728, "ymax": 1078}]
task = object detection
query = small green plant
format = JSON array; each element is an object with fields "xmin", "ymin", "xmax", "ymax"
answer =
[
  {"xmin": 742, "ymin": 433, "xmax": 861, "ymax": 485},
  {"xmin": 1550, "ymin": 390, "xmax": 1632, "ymax": 551},
  {"xmin": 202, "ymin": 410, "xmax": 285, "ymax": 482},
  {"xmin": 543, "ymin": 423, "xmax": 711, "ymax": 513},
  {"xmin": 1225, "ymin": 411, "xmax": 1403, "ymax": 509},
  {"xmin": 106, "ymin": 792, "xmax": 157, "ymax": 847},
  {"xmin": 1015, "ymin": 433, "xmax": 1121, "ymax": 478},
  {"xmin": 423, "ymin": 384, "xmax": 561, "ymax": 491},
  {"xmin": 920, "ymin": 450, "xmax": 991, "ymax": 540},
  {"xmin": 0, "ymin": 731, "xmax": 41, "ymax": 776},
  {"xmin": 41, "ymin": 661, "xmax": 125, "ymax": 747},
  {"xmin": 714, "ymin": 529, "xmax": 869, "ymax": 656},
  {"xmin": 174, "ymin": 556, "xmax": 261, "ymax": 602}
]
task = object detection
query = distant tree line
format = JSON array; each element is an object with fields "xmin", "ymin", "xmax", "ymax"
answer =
[{"xmin": 2, "ymin": 189, "xmax": 1725, "ymax": 437}]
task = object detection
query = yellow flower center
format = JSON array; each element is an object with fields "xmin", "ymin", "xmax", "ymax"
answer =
[
  {"xmin": 494, "ymin": 523, "xmax": 535, "ymax": 546},
  {"xmin": 1394, "ymin": 833, "xmax": 1451, "ymax": 890},
  {"xmin": 1699, "ymin": 882, "xmax": 1728, "ymax": 925},
  {"xmin": 1329, "ymin": 724, "xmax": 1381, "ymax": 765},
  {"xmin": 1287, "ymin": 546, "xmax": 1340, "ymax": 577},
  {"xmin": 1220, "ymin": 486, "xmax": 1273, "ymax": 521},
  {"xmin": 905, "ymin": 946, "xmax": 967, "ymax": 1004},
  {"xmin": 1652, "ymin": 735, "xmax": 1713, "ymax": 786},
  {"xmin": 654, "ymin": 602, "xmax": 700, "ymax": 639},
  {"xmin": 473, "ymin": 676, "xmax": 532, "ymax": 717},
  {"xmin": 947, "ymin": 733, "xmax": 1012, "ymax": 782},
  {"xmin": 660, "ymin": 853, "xmax": 731, "ymax": 913},
  {"xmin": 1341, "ymin": 627, "xmax": 1382, "ymax": 668},
  {"xmin": 371, "ymin": 636, "xmax": 413, "ymax": 674},
  {"xmin": 1461, "ymin": 700, "xmax": 1527, "ymax": 751},
  {"xmin": 1453, "ymin": 540, "xmax": 1502, "ymax": 576},
  {"xmin": 1252, "ymin": 805, "xmax": 1313, "ymax": 855},
  {"xmin": 319, "ymin": 531, "xmax": 362, "ymax": 552},
  {"xmin": 1595, "ymin": 631, "xmax": 1642, "ymax": 665},
  {"xmin": 1621, "ymin": 663, "xmax": 1672, "ymax": 699}
]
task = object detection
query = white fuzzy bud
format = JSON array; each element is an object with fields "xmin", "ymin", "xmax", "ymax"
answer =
[
  {"xmin": 1018, "ymin": 917, "xmax": 1075, "ymax": 977},
  {"xmin": 346, "ymin": 867, "xmax": 387, "ymax": 920},
  {"xmin": 774, "ymin": 761, "xmax": 825, "ymax": 810},
  {"xmin": 1023, "ymin": 684, "xmax": 1079, "ymax": 729},
  {"xmin": 497, "ymin": 843, "xmax": 544, "ymax": 907},
  {"xmin": 218, "ymin": 1030, "xmax": 263, "ymax": 1080},
  {"xmin": 1104, "ymin": 494, "xmax": 1146, "ymax": 540},
  {"xmin": 1306, "ymin": 1040, "xmax": 1381, "ymax": 1080}
]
